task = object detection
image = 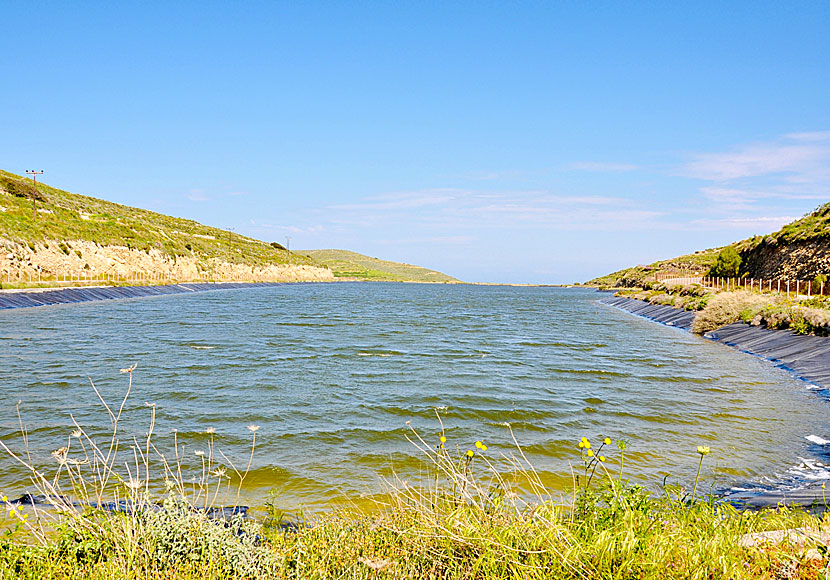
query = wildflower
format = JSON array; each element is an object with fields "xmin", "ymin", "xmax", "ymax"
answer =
[
  {"xmin": 475, "ymin": 441, "xmax": 484, "ymax": 449},
  {"xmin": 51, "ymin": 447, "xmax": 68, "ymax": 464},
  {"xmin": 481, "ymin": 444, "xmax": 487, "ymax": 451},
  {"xmin": 120, "ymin": 363, "xmax": 138, "ymax": 374},
  {"xmin": 697, "ymin": 446, "xmax": 711, "ymax": 456},
  {"xmin": 616, "ymin": 439, "xmax": 628, "ymax": 451},
  {"xmin": 440, "ymin": 435, "xmax": 447, "ymax": 443},
  {"xmin": 584, "ymin": 441, "xmax": 591, "ymax": 450},
  {"xmin": 248, "ymin": 424, "xmax": 260, "ymax": 433},
  {"xmin": 599, "ymin": 455, "xmax": 606, "ymax": 462},
  {"xmin": 126, "ymin": 478, "xmax": 143, "ymax": 491},
  {"xmin": 578, "ymin": 441, "xmax": 585, "ymax": 448},
  {"xmin": 466, "ymin": 450, "xmax": 474, "ymax": 458},
  {"xmin": 587, "ymin": 449, "xmax": 594, "ymax": 457},
  {"xmin": 604, "ymin": 437, "xmax": 611, "ymax": 445}
]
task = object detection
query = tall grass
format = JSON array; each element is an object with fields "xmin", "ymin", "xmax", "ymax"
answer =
[{"xmin": 0, "ymin": 369, "xmax": 827, "ymax": 579}]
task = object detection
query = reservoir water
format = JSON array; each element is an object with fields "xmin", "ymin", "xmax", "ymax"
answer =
[{"xmin": 1, "ymin": 283, "xmax": 829, "ymax": 509}]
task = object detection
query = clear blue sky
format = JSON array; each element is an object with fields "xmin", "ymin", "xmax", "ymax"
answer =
[{"xmin": 3, "ymin": 2, "xmax": 829, "ymax": 283}]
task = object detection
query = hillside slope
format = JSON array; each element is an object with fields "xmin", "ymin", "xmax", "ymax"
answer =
[
  {"xmin": 300, "ymin": 249, "xmax": 460, "ymax": 282},
  {"xmin": 0, "ymin": 170, "xmax": 332, "ymax": 283},
  {"xmin": 588, "ymin": 202, "xmax": 830, "ymax": 287}
]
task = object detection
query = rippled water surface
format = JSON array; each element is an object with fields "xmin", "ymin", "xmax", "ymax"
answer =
[{"xmin": 2, "ymin": 283, "xmax": 829, "ymax": 508}]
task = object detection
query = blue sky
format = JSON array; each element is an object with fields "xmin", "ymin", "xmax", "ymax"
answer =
[{"xmin": 3, "ymin": 2, "xmax": 829, "ymax": 283}]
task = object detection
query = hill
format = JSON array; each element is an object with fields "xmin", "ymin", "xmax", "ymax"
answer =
[
  {"xmin": 588, "ymin": 202, "xmax": 830, "ymax": 287},
  {"xmin": 299, "ymin": 249, "xmax": 460, "ymax": 282},
  {"xmin": 0, "ymin": 169, "xmax": 332, "ymax": 284}
]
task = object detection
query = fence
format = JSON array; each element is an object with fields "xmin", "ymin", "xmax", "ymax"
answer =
[
  {"xmin": 0, "ymin": 269, "xmax": 277, "ymax": 287},
  {"xmin": 701, "ymin": 277, "xmax": 827, "ymax": 298}
]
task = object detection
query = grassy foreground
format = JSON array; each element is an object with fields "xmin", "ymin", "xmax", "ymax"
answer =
[{"xmin": 0, "ymin": 373, "xmax": 827, "ymax": 579}]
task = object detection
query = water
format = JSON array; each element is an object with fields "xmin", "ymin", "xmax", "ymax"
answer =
[{"xmin": 1, "ymin": 283, "xmax": 829, "ymax": 509}]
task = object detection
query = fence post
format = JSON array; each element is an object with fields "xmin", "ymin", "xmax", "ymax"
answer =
[
  {"xmin": 808, "ymin": 281, "xmax": 812, "ymax": 297},
  {"xmin": 797, "ymin": 280, "xmax": 800, "ymax": 297}
]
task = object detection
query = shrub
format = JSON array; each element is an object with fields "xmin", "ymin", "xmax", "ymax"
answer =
[
  {"xmin": 707, "ymin": 246, "xmax": 742, "ymax": 278},
  {"xmin": 691, "ymin": 291, "xmax": 777, "ymax": 334}
]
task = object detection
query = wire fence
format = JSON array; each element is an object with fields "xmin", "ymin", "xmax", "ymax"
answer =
[{"xmin": 0, "ymin": 269, "xmax": 278, "ymax": 288}]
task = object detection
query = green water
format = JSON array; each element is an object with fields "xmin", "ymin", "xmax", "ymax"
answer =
[{"xmin": 1, "ymin": 284, "xmax": 828, "ymax": 509}]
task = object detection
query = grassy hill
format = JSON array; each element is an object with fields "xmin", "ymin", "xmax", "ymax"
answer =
[
  {"xmin": 588, "ymin": 202, "xmax": 830, "ymax": 287},
  {"xmin": 299, "ymin": 249, "xmax": 460, "ymax": 282},
  {"xmin": 0, "ymin": 169, "xmax": 311, "ymax": 268}
]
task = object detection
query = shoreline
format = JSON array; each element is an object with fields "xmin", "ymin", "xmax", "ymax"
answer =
[
  {"xmin": 601, "ymin": 293, "xmax": 830, "ymax": 511},
  {"xmin": 0, "ymin": 281, "xmax": 298, "ymax": 309}
]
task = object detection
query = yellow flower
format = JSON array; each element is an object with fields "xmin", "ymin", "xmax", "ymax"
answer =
[
  {"xmin": 481, "ymin": 444, "xmax": 487, "ymax": 451},
  {"xmin": 466, "ymin": 450, "xmax": 474, "ymax": 458},
  {"xmin": 584, "ymin": 441, "xmax": 591, "ymax": 450},
  {"xmin": 604, "ymin": 437, "xmax": 611, "ymax": 446},
  {"xmin": 578, "ymin": 441, "xmax": 584, "ymax": 448},
  {"xmin": 587, "ymin": 449, "xmax": 594, "ymax": 457},
  {"xmin": 440, "ymin": 436, "xmax": 447, "ymax": 443},
  {"xmin": 599, "ymin": 455, "xmax": 606, "ymax": 462},
  {"xmin": 8, "ymin": 508, "xmax": 15, "ymax": 517},
  {"xmin": 697, "ymin": 446, "xmax": 710, "ymax": 456},
  {"xmin": 475, "ymin": 441, "xmax": 483, "ymax": 449}
]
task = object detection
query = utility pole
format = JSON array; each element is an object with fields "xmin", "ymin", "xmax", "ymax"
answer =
[
  {"xmin": 25, "ymin": 170, "xmax": 44, "ymax": 220},
  {"xmin": 285, "ymin": 236, "xmax": 291, "ymax": 252}
]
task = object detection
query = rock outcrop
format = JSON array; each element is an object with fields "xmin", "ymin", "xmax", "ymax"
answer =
[{"xmin": 0, "ymin": 238, "xmax": 334, "ymax": 284}]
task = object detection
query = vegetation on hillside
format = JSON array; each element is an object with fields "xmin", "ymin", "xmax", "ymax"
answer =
[
  {"xmin": 590, "ymin": 202, "xmax": 830, "ymax": 287},
  {"xmin": 739, "ymin": 202, "xmax": 830, "ymax": 251},
  {"xmin": 707, "ymin": 246, "xmax": 742, "ymax": 278},
  {"xmin": 300, "ymin": 249, "xmax": 460, "ymax": 282},
  {"xmin": 587, "ymin": 248, "xmax": 721, "ymax": 288},
  {"xmin": 0, "ymin": 374, "xmax": 824, "ymax": 579},
  {"xmin": 0, "ymin": 170, "xmax": 314, "ymax": 268}
]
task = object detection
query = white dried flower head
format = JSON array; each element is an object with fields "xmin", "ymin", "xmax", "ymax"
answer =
[
  {"xmin": 211, "ymin": 467, "xmax": 227, "ymax": 479},
  {"xmin": 51, "ymin": 446, "xmax": 68, "ymax": 464},
  {"xmin": 125, "ymin": 478, "xmax": 144, "ymax": 491},
  {"xmin": 194, "ymin": 450, "xmax": 205, "ymax": 457},
  {"xmin": 247, "ymin": 424, "xmax": 260, "ymax": 433},
  {"xmin": 205, "ymin": 427, "xmax": 216, "ymax": 434},
  {"xmin": 120, "ymin": 363, "xmax": 138, "ymax": 374},
  {"xmin": 71, "ymin": 429, "xmax": 83, "ymax": 439}
]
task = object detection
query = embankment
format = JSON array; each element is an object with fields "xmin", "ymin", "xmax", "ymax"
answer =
[
  {"xmin": 0, "ymin": 282, "xmax": 290, "ymax": 309},
  {"xmin": 603, "ymin": 294, "xmax": 830, "ymax": 510},
  {"xmin": 601, "ymin": 295, "xmax": 830, "ymax": 388}
]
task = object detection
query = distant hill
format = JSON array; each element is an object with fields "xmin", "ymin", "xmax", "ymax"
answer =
[
  {"xmin": 588, "ymin": 202, "xmax": 830, "ymax": 287},
  {"xmin": 299, "ymin": 249, "xmax": 460, "ymax": 283},
  {"xmin": 0, "ymin": 169, "xmax": 331, "ymax": 283}
]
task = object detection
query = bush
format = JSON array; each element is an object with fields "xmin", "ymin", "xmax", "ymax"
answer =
[
  {"xmin": 707, "ymin": 246, "xmax": 742, "ymax": 278},
  {"xmin": 691, "ymin": 291, "xmax": 777, "ymax": 334}
]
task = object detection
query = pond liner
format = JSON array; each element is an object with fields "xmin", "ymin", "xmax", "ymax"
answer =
[
  {"xmin": 600, "ymin": 295, "xmax": 830, "ymax": 389},
  {"xmin": 0, "ymin": 283, "xmax": 284, "ymax": 310}
]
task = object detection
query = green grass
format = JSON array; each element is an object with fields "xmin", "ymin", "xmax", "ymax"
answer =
[
  {"xmin": 739, "ymin": 203, "xmax": 830, "ymax": 251},
  {"xmin": 1, "ymin": 372, "xmax": 827, "ymax": 579},
  {"xmin": 300, "ymin": 249, "xmax": 461, "ymax": 282},
  {"xmin": 0, "ymin": 170, "xmax": 314, "ymax": 269}
]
